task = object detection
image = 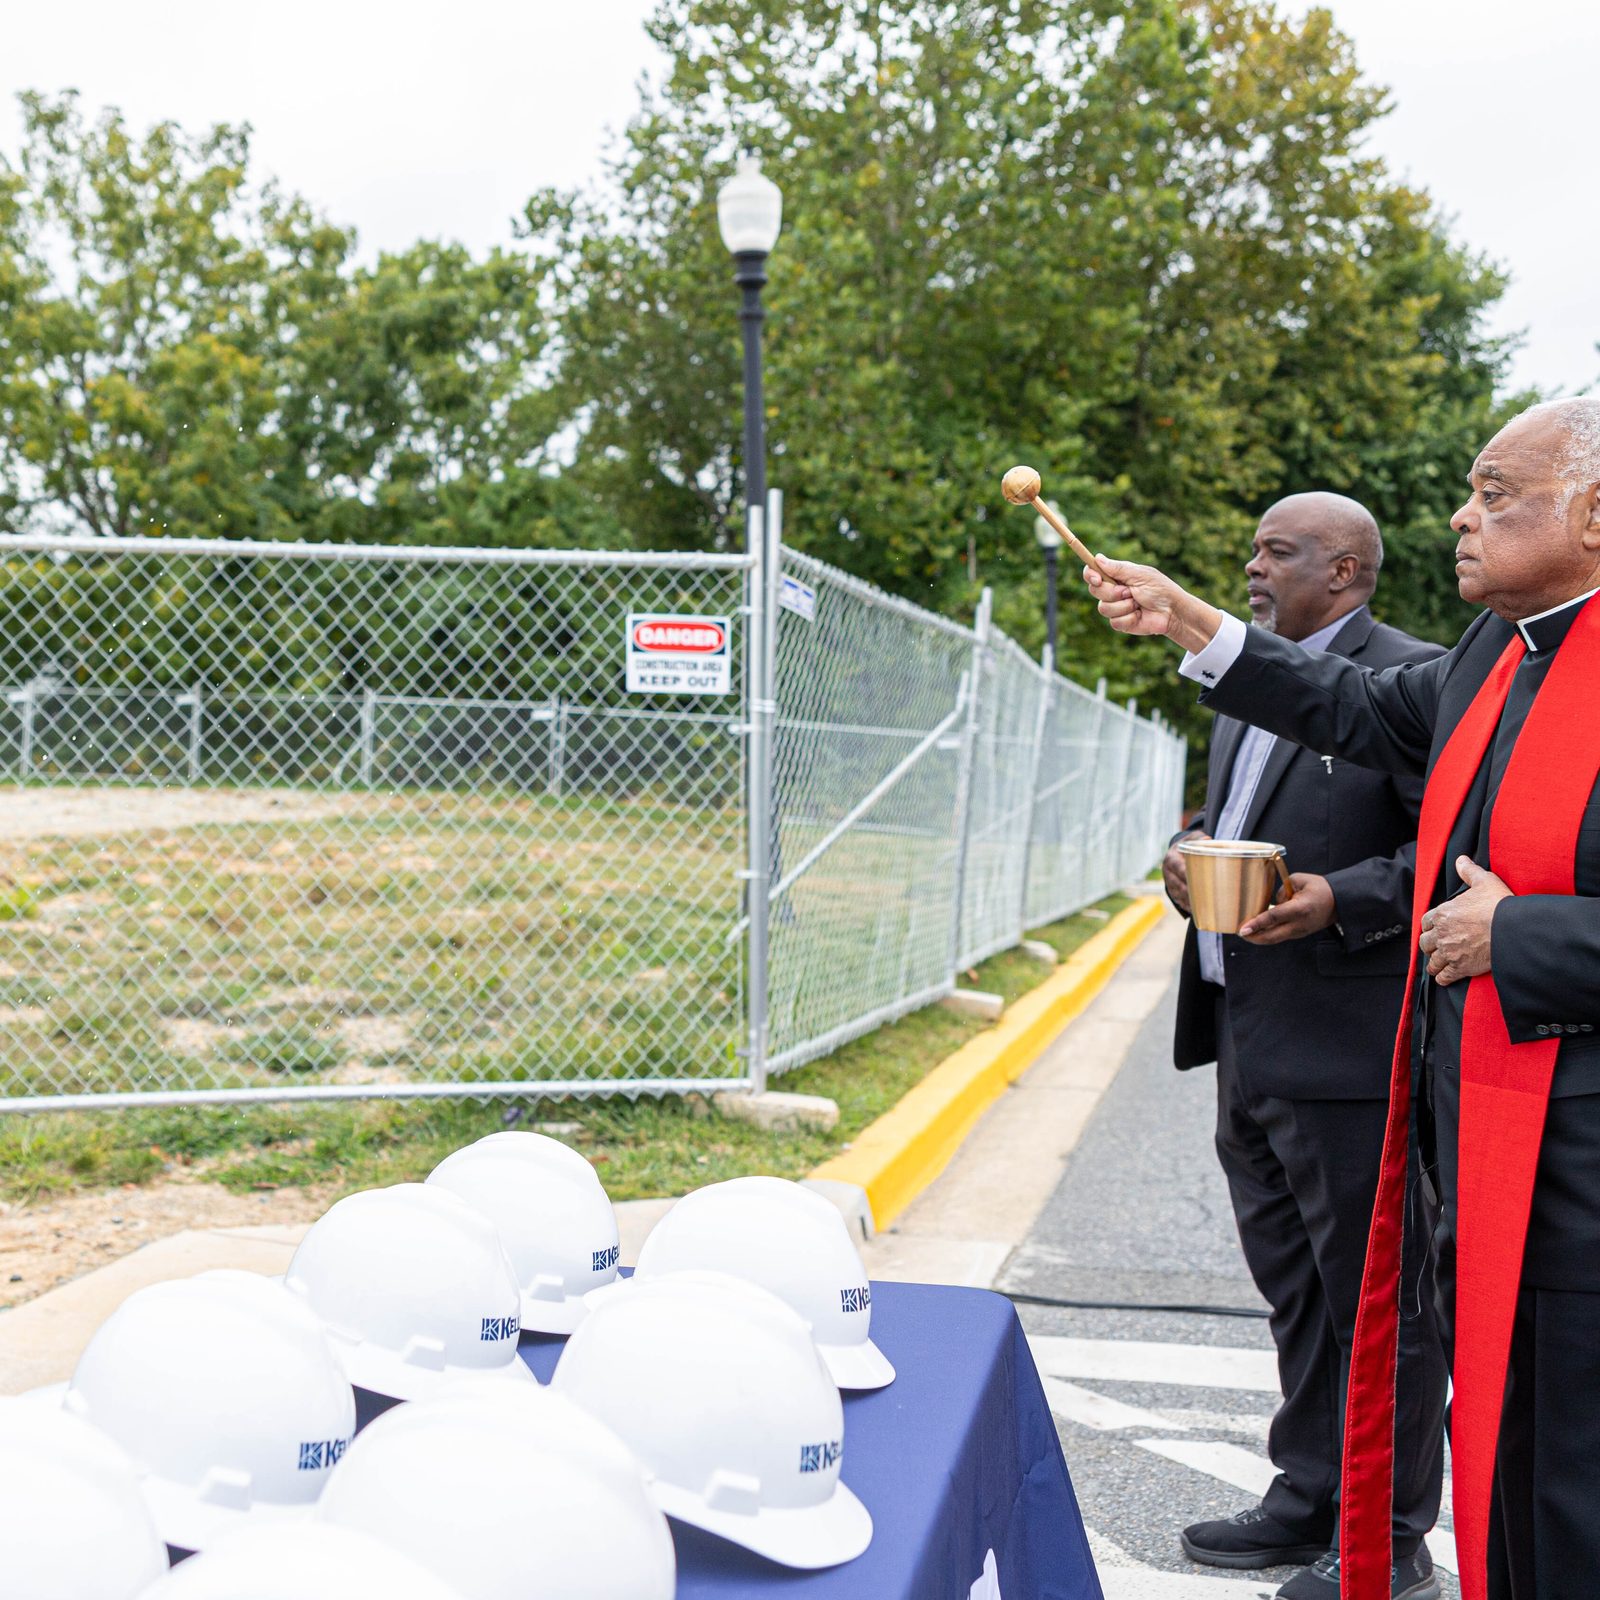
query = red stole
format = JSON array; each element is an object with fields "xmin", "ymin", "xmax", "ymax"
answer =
[{"xmin": 1341, "ymin": 594, "xmax": 1600, "ymax": 1600}]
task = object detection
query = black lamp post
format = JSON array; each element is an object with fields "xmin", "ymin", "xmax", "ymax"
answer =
[
  {"xmin": 718, "ymin": 151, "xmax": 784, "ymax": 1093},
  {"xmin": 717, "ymin": 152, "xmax": 784, "ymax": 533},
  {"xmin": 1034, "ymin": 502, "xmax": 1063, "ymax": 664}
]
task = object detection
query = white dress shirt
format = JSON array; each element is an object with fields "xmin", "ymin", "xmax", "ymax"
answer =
[{"xmin": 1193, "ymin": 608, "xmax": 1366, "ymax": 985}]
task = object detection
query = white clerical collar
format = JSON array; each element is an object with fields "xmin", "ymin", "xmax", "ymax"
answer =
[{"xmin": 1516, "ymin": 588, "xmax": 1600, "ymax": 653}]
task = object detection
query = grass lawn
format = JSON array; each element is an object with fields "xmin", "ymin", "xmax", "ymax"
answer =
[
  {"xmin": 0, "ymin": 893, "xmax": 1132, "ymax": 1205},
  {"xmin": 0, "ymin": 788, "xmax": 745, "ymax": 1103}
]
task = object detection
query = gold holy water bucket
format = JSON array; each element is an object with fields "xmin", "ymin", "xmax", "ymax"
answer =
[{"xmin": 1177, "ymin": 839, "xmax": 1296, "ymax": 934}]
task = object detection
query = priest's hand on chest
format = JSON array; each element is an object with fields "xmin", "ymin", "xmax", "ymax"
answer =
[{"xmin": 1419, "ymin": 857, "xmax": 1511, "ymax": 986}]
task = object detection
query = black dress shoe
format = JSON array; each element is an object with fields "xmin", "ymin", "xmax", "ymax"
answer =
[
  {"xmin": 1180, "ymin": 1505, "xmax": 1330, "ymax": 1569},
  {"xmin": 1275, "ymin": 1544, "xmax": 1440, "ymax": 1600}
]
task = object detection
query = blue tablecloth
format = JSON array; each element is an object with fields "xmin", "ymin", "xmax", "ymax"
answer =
[{"xmin": 518, "ymin": 1280, "xmax": 1102, "ymax": 1600}]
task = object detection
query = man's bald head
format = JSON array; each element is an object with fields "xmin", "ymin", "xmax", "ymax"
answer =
[
  {"xmin": 1245, "ymin": 492, "xmax": 1383, "ymax": 641},
  {"xmin": 1263, "ymin": 492, "xmax": 1384, "ymax": 582}
]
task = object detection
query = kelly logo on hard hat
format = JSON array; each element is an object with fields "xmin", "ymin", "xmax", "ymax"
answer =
[{"xmin": 296, "ymin": 1438, "xmax": 349, "ymax": 1472}]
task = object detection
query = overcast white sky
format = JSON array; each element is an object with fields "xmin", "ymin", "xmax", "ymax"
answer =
[{"xmin": 2, "ymin": 0, "xmax": 1594, "ymax": 398}]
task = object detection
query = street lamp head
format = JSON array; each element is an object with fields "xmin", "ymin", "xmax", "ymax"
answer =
[
  {"xmin": 717, "ymin": 151, "xmax": 783, "ymax": 256},
  {"xmin": 1034, "ymin": 503, "xmax": 1065, "ymax": 551}
]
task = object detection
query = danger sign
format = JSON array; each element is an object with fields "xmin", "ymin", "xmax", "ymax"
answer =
[{"xmin": 625, "ymin": 613, "xmax": 733, "ymax": 696}]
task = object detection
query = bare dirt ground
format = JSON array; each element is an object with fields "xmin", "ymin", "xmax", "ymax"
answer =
[
  {"xmin": 0, "ymin": 1178, "xmax": 330, "ymax": 1310},
  {"xmin": 0, "ymin": 785, "xmax": 373, "ymax": 1305},
  {"xmin": 0, "ymin": 786, "xmax": 366, "ymax": 841}
]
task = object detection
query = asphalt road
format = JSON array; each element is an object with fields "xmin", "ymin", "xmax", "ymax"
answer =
[{"xmin": 1000, "ymin": 971, "xmax": 1461, "ymax": 1600}]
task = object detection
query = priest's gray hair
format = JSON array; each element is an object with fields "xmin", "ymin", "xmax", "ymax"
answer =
[{"xmin": 1516, "ymin": 397, "xmax": 1600, "ymax": 506}]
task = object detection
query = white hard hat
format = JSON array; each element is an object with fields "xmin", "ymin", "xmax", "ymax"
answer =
[
  {"xmin": 427, "ymin": 1141, "xmax": 619, "ymax": 1334},
  {"xmin": 136, "ymin": 1523, "xmax": 465, "ymax": 1600},
  {"xmin": 318, "ymin": 1385, "xmax": 675, "ymax": 1599},
  {"xmin": 461, "ymin": 1129, "xmax": 599, "ymax": 1183},
  {"xmin": 636, "ymin": 1175, "xmax": 894, "ymax": 1389},
  {"xmin": 552, "ymin": 1276, "xmax": 872, "ymax": 1569},
  {"xmin": 284, "ymin": 1184, "xmax": 536, "ymax": 1400},
  {"xmin": 0, "ymin": 1398, "xmax": 169, "ymax": 1598},
  {"xmin": 57, "ymin": 1270, "xmax": 354, "ymax": 1551}
]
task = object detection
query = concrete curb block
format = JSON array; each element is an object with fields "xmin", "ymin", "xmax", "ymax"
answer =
[{"xmin": 808, "ymin": 897, "xmax": 1168, "ymax": 1231}]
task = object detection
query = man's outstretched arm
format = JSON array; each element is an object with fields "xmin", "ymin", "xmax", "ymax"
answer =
[{"xmin": 1082, "ymin": 557, "xmax": 1455, "ymax": 776}]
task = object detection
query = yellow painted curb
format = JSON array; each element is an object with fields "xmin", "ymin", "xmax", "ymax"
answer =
[{"xmin": 809, "ymin": 896, "xmax": 1168, "ymax": 1229}]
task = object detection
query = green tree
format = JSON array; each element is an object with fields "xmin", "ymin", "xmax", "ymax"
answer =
[
  {"xmin": 525, "ymin": 0, "xmax": 1515, "ymax": 754},
  {"xmin": 272, "ymin": 238, "xmax": 583, "ymax": 549},
  {"xmin": 0, "ymin": 92, "xmax": 341, "ymax": 540},
  {"xmin": 0, "ymin": 93, "xmax": 580, "ymax": 550}
]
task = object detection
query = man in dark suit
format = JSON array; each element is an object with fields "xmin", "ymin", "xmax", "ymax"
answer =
[
  {"xmin": 1085, "ymin": 398, "xmax": 1600, "ymax": 1599},
  {"xmin": 1164, "ymin": 494, "xmax": 1447, "ymax": 1600}
]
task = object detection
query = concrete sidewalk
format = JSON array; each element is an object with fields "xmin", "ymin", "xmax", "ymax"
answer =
[
  {"xmin": 861, "ymin": 910, "xmax": 1184, "ymax": 1287},
  {"xmin": 0, "ymin": 909, "xmax": 1183, "ymax": 1394}
]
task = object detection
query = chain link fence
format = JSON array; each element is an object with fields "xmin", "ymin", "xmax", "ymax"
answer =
[
  {"xmin": 758, "ymin": 531, "xmax": 1185, "ymax": 1077},
  {"xmin": 0, "ymin": 522, "xmax": 1182, "ymax": 1110},
  {"xmin": 0, "ymin": 535, "xmax": 751, "ymax": 1109}
]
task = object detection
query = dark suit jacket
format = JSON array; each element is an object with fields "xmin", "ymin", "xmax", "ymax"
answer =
[
  {"xmin": 1171, "ymin": 609, "xmax": 1443, "ymax": 1097},
  {"xmin": 1199, "ymin": 606, "xmax": 1600, "ymax": 1287}
]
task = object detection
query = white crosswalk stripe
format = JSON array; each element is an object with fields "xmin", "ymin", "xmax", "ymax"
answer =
[
  {"xmin": 1030, "ymin": 1335, "xmax": 1459, "ymax": 1591},
  {"xmin": 1043, "ymin": 1376, "xmax": 1189, "ymax": 1433},
  {"xmin": 1430, "ymin": 1530, "xmax": 1459, "ymax": 1578},
  {"xmin": 1030, "ymin": 1334, "xmax": 1280, "ymax": 1392},
  {"xmin": 1135, "ymin": 1437, "xmax": 1277, "ymax": 1497},
  {"xmin": 1098, "ymin": 1577, "xmax": 1277, "ymax": 1599}
]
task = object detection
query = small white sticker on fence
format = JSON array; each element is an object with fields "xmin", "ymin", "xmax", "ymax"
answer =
[
  {"xmin": 779, "ymin": 574, "xmax": 817, "ymax": 621},
  {"xmin": 625, "ymin": 613, "xmax": 733, "ymax": 696}
]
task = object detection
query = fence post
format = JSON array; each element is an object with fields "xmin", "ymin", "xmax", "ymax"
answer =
[
  {"xmin": 1115, "ymin": 699, "xmax": 1139, "ymax": 887},
  {"xmin": 745, "ymin": 501, "xmax": 774, "ymax": 1096},
  {"xmin": 947, "ymin": 587, "xmax": 992, "ymax": 978},
  {"xmin": 1136, "ymin": 719, "xmax": 1156, "ymax": 881},
  {"xmin": 1142, "ymin": 715, "xmax": 1156, "ymax": 879},
  {"xmin": 16, "ymin": 686, "xmax": 34, "ymax": 782},
  {"xmin": 764, "ymin": 487, "xmax": 786, "ymax": 920},
  {"xmin": 187, "ymin": 686, "xmax": 203, "ymax": 786},
  {"xmin": 1164, "ymin": 729, "xmax": 1177, "ymax": 864},
  {"xmin": 1148, "ymin": 718, "xmax": 1167, "ymax": 869},
  {"xmin": 766, "ymin": 489, "xmax": 783, "ymax": 692},
  {"xmin": 1078, "ymin": 678, "xmax": 1109, "ymax": 903},
  {"xmin": 359, "ymin": 687, "xmax": 377, "ymax": 788},
  {"xmin": 547, "ymin": 695, "xmax": 568, "ymax": 799},
  {"xmin": 1014, "ymin": 644, "xmax": 1055, "ymax": 943}
]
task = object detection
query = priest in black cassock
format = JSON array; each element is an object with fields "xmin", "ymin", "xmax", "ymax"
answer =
[{"xmin": 1082, "ymin": 397, "xmax": 1600, "ymax": 1600}]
